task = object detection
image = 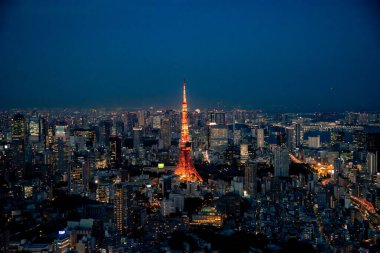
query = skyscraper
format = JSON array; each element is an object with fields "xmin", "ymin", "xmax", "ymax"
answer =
[
  {"xmin": 109, "ymin": 136, "xmax": 121, "ymax": 167},
  {"xmin": 137, "ymin": 110, "xmax": 145, "ymax": 128},
  {"xmin": 28, "ymin": 111, "xmax": 41, "ymax": 143},
  {"xmin": 98, "ymin": 120, "xmax": 112, "ymax": 146},
  {"xmin": 161, "ymin": 118, "xmax": 171, "ymax": 150},
  {"xmin": 367, "ymin": 152, "xmax": 377, "ymax": 179},
  {"xmin": 285, "ymin": 127, "xmax": 295, "ymax": 150},
  {"xmin": 12, "ymin": 113, "xmax": 26, "ymax": 141},
  {"xmin": 68, "ymin": 157, "xmax": 89, "ymax": 195},
  {"xmin": 240, "ymin": 144, "xmax": 249, "ymax": 164},
  {"xmin": 208, "ymin": 111, "xmax": 226, "ymax": 126},
  {"xmin": 11, "ymin": 113, "xmax": 26, "ymax": 172},
  {"xmin": 133, "ymin": 127, "xmax": 142, "ymax": 150},
  {"xmin": 244, "ymin": 161, "xmax": 257, "ymax": 198},
  {"xmin": 256, "ymin": 128, "xmax": 264, "ymax": 148},
  {"xmin": 294, "ymin": 123, "xmax": 302, "ymax": 148},
  {"xmin": 333, "ymin": 158, "xmax": 344, "ymax": 184},
  {"xmin": 308, "ymin": 136, "xmax": 321, "ymax": 148},
  {"xmin": 174, "ymin": 81, "xmax": 202, "ymax": 182},
  {"xmin": 114, "ymin": 183, "xmax": 132, "ymax": 236},
  {"xmin": 274, "ymin": 146, "xmax": 289, "ymax": 177},
  {"xmin": 367, "ymin": 133, "xmax": 380, "ymax": 173}
]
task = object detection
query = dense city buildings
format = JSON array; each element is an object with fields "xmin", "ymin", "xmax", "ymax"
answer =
[
  {"xmin": 1, "ymin": 89, "xmax": 380, "ymax": 252},
  {"xmin": 1, "ymin": 2, "xmax": 379, "ymax": 252}
]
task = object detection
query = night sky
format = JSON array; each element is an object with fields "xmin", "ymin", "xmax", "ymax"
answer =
[{"xmin": 1, "ymin": 0, "xmax": 379, "ymax": 112}]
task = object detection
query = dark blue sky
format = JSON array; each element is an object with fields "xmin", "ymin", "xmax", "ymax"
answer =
[{"xmin": 0, "ymin": 0, "xmax": 379, "ymax": 112}]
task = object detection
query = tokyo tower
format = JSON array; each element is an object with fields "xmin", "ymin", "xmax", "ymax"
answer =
[{"xmin": 174, "ymin": 80, "xmax": 203, "ymax": 182}]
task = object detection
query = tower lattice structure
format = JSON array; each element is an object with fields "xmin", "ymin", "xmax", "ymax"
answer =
[{"xmin": 174, "ymin": 81, "xmax": 203, "ymax": 182}]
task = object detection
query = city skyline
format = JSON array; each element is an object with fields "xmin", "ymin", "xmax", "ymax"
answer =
[
  {"xmin": 1, "ymin": 1, "xmax": 380, "ymax": 112},
  {"xmin": 2, "ymin": 1, "xmax": 380, "ymax": 252}
]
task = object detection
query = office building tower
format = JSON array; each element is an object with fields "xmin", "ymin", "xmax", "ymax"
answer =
[
  {"xmin": 99, "ymin": 120, "xmax": 112, "ymax": 146},
  {"xmin": 367, "ymin": 152, "xmax": 378, "ymax": 179},
  {"xmin": 285, "ymin": 127, "xmax": 295, "ymax": 150},
  {"xmin": 96, "ymin": 183, "xmax": 110, "ymax": 204},
  {"xmin": 11, "ymin": 113, "xmax": 26, "ymax": 172},
  {"xmin": 208, "ymin": 111, "xmax": 226, "ymax": 126},
  {"xmin": 274, "ymin": 146, "xmax": 289, "ymax": 177},
  {"xmin": 244, "ymin": 161, "xmax": 257, "ymax": 198},
  {"xmin": 294, "ymin": 123, "xmax": 302, "ymax": 148},
  {"xmin": 56, "ymin": 138, "xmax": 66, "ymax": 173},
  {"xmin": 333, "ymin": 158, "xmax": 344, "ymax": 184},
  {"xmin": 114, "ymin": 183, "xmax": 132, "ymax": 236},
  {"xmin": 233, "ymin": 129, "xmax": 241, "ymax": 146},
  {"xmin": 109, "ymin": 136, "xmax": 121, "ymax": 167},
  {"xmin": 240, "ymin": 144, "xmax": 249, "ymax": 164},
  {"xmin": 256, "ymin": 128, "xmax": 264, "ymax": 148},
  {"xmin": 308, "ymin": 136, "xmax": 321, "ymax": 148},
  {"xmin": 367, "ymin": 133, "xmax": 380, "ymax": 172},
  {"xmin": 161, "ymin": 118, "xmax": 171, "ymax": 150},
  {"xmin": 152, "ymin": 116, "xmax": 161, "ymax": 129},
  {"xmin": 209, "ymin": 126, "xmax": 228, "ymax": 151},
  {"xmin": 133, "ymin": 127, "xmax": 142, "ymax": 150},
  {"xmin": 331, "ymin": 131, "xmax": 345, "ymax": 146},
  {"xmin": 55, "ymin": 123, "xmax": 69, "ymax": 142},
  {"xmin": 68, "ymin": 158, "xmax": 87, "ymax": 195},
  {"xmin": 137, "ymin": 110, "xmax": 145, "ymax": 128},
  {"xmin": 115, "ymin": 121, "xmax": 125, "ymax": 137},
  {"xmin": 12, "ymin": 113, "xmax": 26, "ymax": 141},
  {"xmin": 352, "ymin": 129, "xmax": 366, "ymax": 150},
  {"xmin": 28, "ymin": 111, "xmax": 41, "ymax": 143}
]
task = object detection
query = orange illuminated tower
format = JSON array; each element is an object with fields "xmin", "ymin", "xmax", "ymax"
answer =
[{"xmin": 174, "ymin": 80, "xmax": 203, "ymax": 182}]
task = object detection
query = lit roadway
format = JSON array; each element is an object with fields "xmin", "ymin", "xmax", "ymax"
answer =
[
  {"xmin": 289, "ymin": 153, "xmax": 333, "ymax": 177},
  {"xmin": 350, "ymin": 195, "xmax": 380, "ymax": 229},
  {"xmin": 289, "ymin": 153, "xmax": 302, "ymax": 164}
]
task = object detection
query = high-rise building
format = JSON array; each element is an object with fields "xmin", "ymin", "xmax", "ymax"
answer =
[
  {"xmin": 174, "ymin": 81, "xmax": 203, "ymax": 182},
  {"xmin": 244, "ymin": 161, "xmax": 257, "ymax": 198},
  {"xmin": 137, "ymin": 110, "xmax": 145, "ymax": 128},
  {"xmin": 331, "ymin": 131, "xmax": 345, "ymax": 146},
  {"xmin": 208, "ymin": 111, "xmax": 226, "ymax": 126},
  {"xmin": 96, "ymin": 183, "xmax": 110, "ymax": 203},
  {"xmin": 367, "ymin": 133, "xmax": 380, "ymax": 173},
  {"xmin": 233, "ymin": 129, "xmax": 241, "ymax": 146},
  {"xmin": 240, "ymin": 144, "xmax": 249, "ymax": 164},
  {"xmin": 367, "ymin": 152, "xmax": 378, "ymax": 179},
  {"xmin": 352, "ymin": 129, "xmax": 366, "ymax": 150},
  {"xmin": 274, "ymin": 146, "xmax": 289, "ymax": 177},
  {"xmin": 12, "ymin": 113, "xmax": 26, "ymax": 141},
  {"xmin": 308, "ymin": 136, "xmax": 321, "ymax": 148},
  {"xmin": 114, "ymin": 183, "xmax": 132, "ymax": 236},
  {"xmin": 294, "ymin": 123, "xmax": 302, "ymax": 148},
  {"xmin": 256, "ymin": 128, "xmax": 264, "ymax": 148},
  {"xmin": 115, "ymin": 121, "xmax": 125, "ymax": 137},
  {"xmin": 333, "ymin": 158, "xmax": 344, "ymax": 184},
  {"xmin": 109, "ymin": 136, "xmax": 121, "ymax": 167},
  {"xmin": 209, "ymin": 126, "xmax": 228, "ymax": 151},
  {"xmin": 152, "ymin": 116, "xmax": 161, "ymax": 129},
  {"xmin": 28, "ymin": 111, "xmax": 41, "ymax": 143},
  {"xmin": 133, "ymin": 127, "xmax": 142, "ymax": 150},
  {"xmin": 68, "ymin": 158, "xmax": 89, "ymax": 195},
  {"xmin": 161, "ymin": 118, "xmax": 171, "ymax": 150},
  {"xmin": 98, "ymin": 120, "xmax": 112, "ymax": 146},
  {"xmin": 11, "ymin": 113, "xmax": 26, "ymax": 172},
  {"xmin": 55, "ymin": 123, "xmax": 69, "ymax": 142},
  {"xmin": 285, "ymin": 127, "xmax": 295, "ymax": 150}
]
